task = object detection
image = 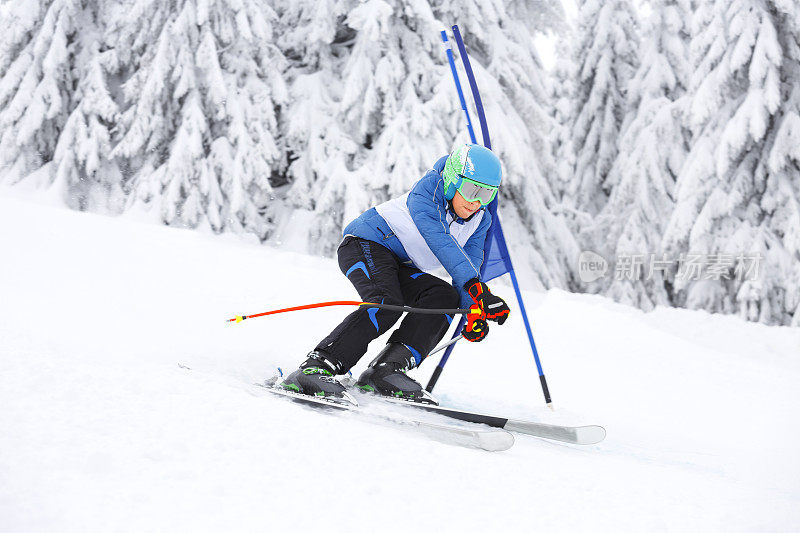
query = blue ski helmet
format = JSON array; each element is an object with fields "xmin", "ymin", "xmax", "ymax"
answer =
[{"xmin": 442, "ymin": 143, "xmax": 502, "ymax": 203}]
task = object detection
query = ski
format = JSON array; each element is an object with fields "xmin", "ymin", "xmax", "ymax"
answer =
[
  {"xmin": 378, "ymin": 397, "xmax": 606, "ymax": 445},
  {"xmin": 255, "ymin": 381, "xmax": 514, "ymax": 452}
]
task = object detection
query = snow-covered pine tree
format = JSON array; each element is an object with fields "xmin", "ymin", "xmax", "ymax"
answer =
[
  {"xmin": 276, "ymin": 0, "xmax": 459, "ymax": 257},
  {"xmin": 550, "ymin": 35, "xmax": 577, "ymax": 204},
  {"xmin": 566, "ymin": 0, "xmax": 639, "ymax": 218},
  {"xmin": 664, "ymin": 0, "xmax": 800, "ymax": 325},
  {"xmin": 592, "ymin": 0, "xmax": 692, "ymax": 309},
  {"xmin": 109, "ymin": 0, "xmax": 287, "ymax": 237},
  {"xmin": 52, "ymin": 7, "xmax": 121, "ymax": 213},
  {"xmin": 763, "ymin": 0, "xmax": 800, "ymax": 326},
  {"xmin": 273, "ymin": 0, "xmax": 358, "ymax": 241},
  {"xmin": 0, "ymin": 0, "xmax": 98, "ymax": 193}
]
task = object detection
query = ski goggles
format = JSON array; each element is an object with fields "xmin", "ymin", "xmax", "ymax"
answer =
[{"xmin": 456, "ymin": 176, "xmax": 498, "ymax": 206}]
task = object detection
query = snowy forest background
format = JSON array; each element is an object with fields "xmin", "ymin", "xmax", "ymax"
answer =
[{"xmin": 0, "ymin": 0, "xmax": 798, "ymax": 327}]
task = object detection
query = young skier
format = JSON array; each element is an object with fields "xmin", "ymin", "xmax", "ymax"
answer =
[{"xmin": 281, "ymin": 143, "xmax": 511, "ymax": 404}]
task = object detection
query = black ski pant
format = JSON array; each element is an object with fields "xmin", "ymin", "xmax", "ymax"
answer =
[{"xmin": 315, "ymin": 236, "xmax": 460, "ymax": 373}]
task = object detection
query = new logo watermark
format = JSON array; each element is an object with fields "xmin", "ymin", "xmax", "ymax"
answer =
[
  {"xmin": 578, "ymin": 250, "xmax": 609, "ymax": 282},
  {"xmin": 577, "ymin": 252, "xmax": 762, "ymax": 282}
]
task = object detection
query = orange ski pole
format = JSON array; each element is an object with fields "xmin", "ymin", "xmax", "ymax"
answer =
[{"xmin": 227, "ymin": 301, "xmax": 478, "ymax": 323}]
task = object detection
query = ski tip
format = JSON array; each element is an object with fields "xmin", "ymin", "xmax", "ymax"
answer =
[
  {"xmin": 576, "ymin": 425, "xmax": 606, "ymax": 445},
  {"xmin": 477, "ymin": 430, "xmax": 515, "ymax": 452}
]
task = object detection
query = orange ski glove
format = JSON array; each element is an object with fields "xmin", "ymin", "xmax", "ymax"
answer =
[{"xmin": 463, "ymin": 303, "xmax": 489, "ymax": 342}]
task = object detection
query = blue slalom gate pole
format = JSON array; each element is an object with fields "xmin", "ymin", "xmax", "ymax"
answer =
[
  {"xmin": 451, "ymin": 25, "xmax": 492, "ymax": 149},
  {"xmin": 483, "ymin": 214, "xmax": 552, "ymax": 405},
  {"xmin": 425, "ymin": 25, "xmax": 552, "ymax": 407},
  {"xmin": 440, "ymin": 31, "xmax": 477, "ymax": 144}
]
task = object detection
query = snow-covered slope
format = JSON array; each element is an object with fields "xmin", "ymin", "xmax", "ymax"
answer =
[{"xmin": 1, "ymin": 193, "xmax": 798, "ymax": 532}]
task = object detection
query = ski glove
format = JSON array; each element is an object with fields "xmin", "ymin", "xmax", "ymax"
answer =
[
  {"xmin": 463, "ymin": 303, "xmax": 489, "ymax": 342},
  {"xmin": 464, "ymin": 278, "xmax": 510, "ymax": 325}
]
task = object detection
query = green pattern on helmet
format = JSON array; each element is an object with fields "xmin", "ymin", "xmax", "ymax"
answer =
[{"xmin": 443, "ymin": 144, "xmax": 470, "ymax": 194}]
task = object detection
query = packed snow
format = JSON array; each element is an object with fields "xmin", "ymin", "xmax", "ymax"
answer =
[{"xmin": 1, "ymin": 193, "xmax": 798, "ymax": 531}]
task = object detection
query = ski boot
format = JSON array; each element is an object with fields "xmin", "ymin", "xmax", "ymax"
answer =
[
  {"xmin": 280, "ymin": 351, "xmax": 357, "ymax": 406},
  {"xmin": 356, "ymin": 343, "xmax": 438, "ymax": 405}
]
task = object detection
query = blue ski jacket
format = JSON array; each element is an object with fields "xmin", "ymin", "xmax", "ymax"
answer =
[{"xmin": 342, "ymin": 156, "xmax": 492, "ymax": 308}]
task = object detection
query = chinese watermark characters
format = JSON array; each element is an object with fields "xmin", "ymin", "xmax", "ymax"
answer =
[{"xmin": 578, "ymin": 252, "xmax": 762, "ymax": 283}]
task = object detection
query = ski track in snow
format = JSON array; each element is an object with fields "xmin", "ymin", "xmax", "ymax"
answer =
[{"xmin": 1, "ymin": 193, "xmax": 799, "ymax": 532}]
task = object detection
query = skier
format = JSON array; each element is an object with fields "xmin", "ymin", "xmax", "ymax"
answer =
[{"xmin": 281, "ymin": 143, "xmax": 511, "ymax": 404}]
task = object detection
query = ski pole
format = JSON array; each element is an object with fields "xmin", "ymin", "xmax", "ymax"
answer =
[
  {"xmin": 227, "ymin": 301, "xmax": 480, "ymax": 323},
  {"xmin": 428, "ymin": 335, "xmax": 463, "ymax": 357}
]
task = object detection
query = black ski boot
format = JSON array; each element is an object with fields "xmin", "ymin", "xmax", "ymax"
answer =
[
  {"xmin": 280, "ymin": 351, "xmax": 356, "ymax": 405},
  {"xmin": 356, "ymin": 343, "xmax": 438, "ymax": 404}
]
